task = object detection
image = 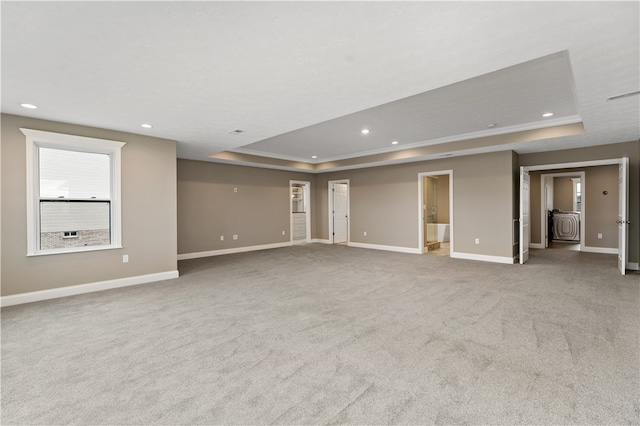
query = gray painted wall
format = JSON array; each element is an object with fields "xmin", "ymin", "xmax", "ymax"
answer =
[
  {"xmin": 175, "ymin": 141, "xmax": 640, "ymax": 265},
  {"xmin": 436, "ymin": 174, "xmax": 450, "ymax": 224},
  {"xmin": 177, "ymin": 159, "xmax": 315, "ymax": 254},
  {"xmin": 315, "ymin": 150, "xmax": 516, "ymax": 258},
  {"xmin": 1, "ymin": 114, "xmax": 178, "ymax": 296},
  {"xmin": 585, "ymin": 165, "xmax": 619, "ymax": 248},
  {"xmin": 553, "ymin": 176, "xmax": 576, "ymax": 212}
]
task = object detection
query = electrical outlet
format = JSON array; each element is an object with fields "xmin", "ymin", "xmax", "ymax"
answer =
[
  {"xmin": 282, "ymin": 230, "xmax": 285, "ymax": 235},
  {"xmin": 234, "ymin": 187, "xmax": 238, "ymax": 193},
  {"xmin": 233, "ymin": 234, "xmax": 238, "ymax": 240},
  {"xmin": 123, "ymin": 254, "xmax": 129, "ymax": 263},
  {"xmin": 220, "ymin": 235, "xmax": 224, "ymax": 241},
  {"xmin": 364, "ymin": 231, "xmax": 367, "ymax": 236},
  {"xmin": 597, "ymin": 233, "xmax": 603, "ymax": 239},
  {"xmin": 475, "ymin": 238, "xmax": 480, "ymax": 245}
]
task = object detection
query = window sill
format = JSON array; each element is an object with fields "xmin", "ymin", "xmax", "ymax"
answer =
[{"xmin": 27, "ymin": 244, "xmax": 123, "ymax": 257}]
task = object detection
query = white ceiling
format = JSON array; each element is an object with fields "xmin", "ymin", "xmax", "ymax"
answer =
[
  {"xmin": 236, "ymin": 51, "xmax": 581, "ymax": 163},
  {"xmin": 2, "ymin": 2, "xmax": 639, "ymax": 172}
]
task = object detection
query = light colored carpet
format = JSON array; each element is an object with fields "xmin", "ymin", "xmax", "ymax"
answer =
[{"xmin": 2, "ymin": 244, "xmax": 639, "ymax": 425}]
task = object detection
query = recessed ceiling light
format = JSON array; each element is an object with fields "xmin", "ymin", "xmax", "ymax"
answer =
[
  {"xmin": 361, "ymin": 129, "xmax": 370, "ymax": 135},
  {"xmin": 20, "ymin": 103, "xmax": 38, "ymax": 109},
  {"xmin": 228, "ymin": 129, "xmax": 244, "ymax": 135},
  {"xmin": 391, "ymin": 141, "xmax": 399, "ymax": 145},
  {"xmin": 542, "ymin": 112, "xmax": 554, "ymax": 117},
  {"xmin": 487, "ymin": 123, "xmax": 498, "ymax": 128},
  {"xmin": 140, "ymin": 123, "xmax": 153, "ymax": 128},
  {"xmin": 311, "ymin": 155, "xmax": 317, "ymax": 159}
]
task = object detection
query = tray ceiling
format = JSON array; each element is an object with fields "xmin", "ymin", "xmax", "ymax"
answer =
[{"xmin": 2, "ymin": 2, "xmax": 638, "ymax": 172}]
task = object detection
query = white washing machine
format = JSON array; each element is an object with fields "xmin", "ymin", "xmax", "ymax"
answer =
[{"xmin": 553, "ymin": 212, "xmax": 580, "ymax": 242}]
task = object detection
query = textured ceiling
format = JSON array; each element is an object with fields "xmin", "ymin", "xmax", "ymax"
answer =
[{"xmin": 2, "ymin": 2, "xmax": 638, "ymax": 172}]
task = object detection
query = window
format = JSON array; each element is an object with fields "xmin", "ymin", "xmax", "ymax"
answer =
[
  {"xmin": 572, "ymin": 178, "xmax": 582, "ymax": 212},
  {"xmin": 22, "ymin": 129, "xmax": 125, "ymax": 255}
]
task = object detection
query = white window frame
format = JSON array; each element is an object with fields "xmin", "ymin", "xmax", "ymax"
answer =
[
  {"xmin": 21, "ymin": 128, "xmax": 125, "ymax": 256},
  {"xmin": 572, "ymin": 178, "xmax": 581, "ymax": 212}
]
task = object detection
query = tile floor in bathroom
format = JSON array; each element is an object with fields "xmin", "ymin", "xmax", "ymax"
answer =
[{"xmin": 426, "ymin": 242, "xmax": 450, "ymax": 256}]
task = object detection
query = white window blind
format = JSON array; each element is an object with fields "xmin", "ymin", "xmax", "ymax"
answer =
[{"xmin": 39, "ymin": 148, "xmax": 110, "ymax": 199}]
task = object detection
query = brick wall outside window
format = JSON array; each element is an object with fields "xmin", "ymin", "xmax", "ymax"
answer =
[{"xmin": 40, "ymin": 229, "xmax": 110, "ymax": 250}]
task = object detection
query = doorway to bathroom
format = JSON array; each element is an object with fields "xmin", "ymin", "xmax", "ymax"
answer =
[
  {"xmin": 290, "ymin": 181, "xmax": 311, "ymax": 244},
  {"xmin": 418, "ymin": 171, "xmax": 453, "ymax": 256}
]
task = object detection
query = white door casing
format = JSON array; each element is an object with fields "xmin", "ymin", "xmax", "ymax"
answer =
[
  {"xmin": 519, "ymin": 167, "xmax": 530, "ymax": 264},
  {"xmin": 328, "ymin": 180, "xmax": 349, "ymax": 244},
  {"xmin": 544, "ymin": 176, "xmax": 553, "ymax": 248},
  {"xmin": 333, "ymin": 183, "xmax": 348, "ymax": 243},
  {"xmin": 417, "ymin": 170, "xmax": 454, "ymax": 255},
  {"xmin": 618, "ymin": 158, "xmax": 629, "ymax": 275},
  {"xmin": 540, "ymin": 171, "xmax": 586, "ymax": 251},
  {"xmin": 290, "ymin": 180, "xmax": 311, "ymax": 244}
]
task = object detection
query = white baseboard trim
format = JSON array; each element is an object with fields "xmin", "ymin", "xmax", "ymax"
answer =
[
  {"xmin": 1, "ymin": 270, "xmax": 179, "ymax": 308},
  {"xmin": 178, "ymin": 242, "xmax": 292, "ymax": 260},
  {"xmin": 627, "ymin": 262, "xmax": 639, "ymax": 271},
  {"xmin": 450, "ymin": 251, "xmax": 515, "ymax": 264},
  {"xmin": 582, "ymin": 246, "xmax": 618, "ymax": 254},
  {"xmin": 529, "ymin": 243, "xmax": 545, "ymax": 249},
  {"xmin": 347, "ymin": 242, "xmax": 422, "ymax": 254},
  {"xmin": 311, "ymin": 239, "xmax": 332, "ymax": 244}
]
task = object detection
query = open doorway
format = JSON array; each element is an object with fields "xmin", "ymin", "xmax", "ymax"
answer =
[
  {"xmin": 520, "ymin": 158, "xmax": 629, "ymax": 275},
  {"xmin": 290, "ymin": 181, "xmax": 310, "ymax": 244},
  {"xmin": 540, "ymin": 171, "xmax": 585, "ymax": 252},
  {"xmin": 328, "ymin": 180, "xmax": 349, "ymax": 244},
  {"xmin": 418, "ymin": 171, "xmax": 453, "ymax": 256}
]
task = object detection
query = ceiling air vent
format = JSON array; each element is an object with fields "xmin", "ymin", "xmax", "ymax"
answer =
[
  {"xmin": 228, "ymin": 129, "xmax": 245, "ymax": 135},
  {"xmin": 607, "ymin": 91, "xmax": 640, "ymax": 101}
]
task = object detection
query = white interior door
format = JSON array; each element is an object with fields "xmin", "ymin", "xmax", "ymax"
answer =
[
  {"xmin": 519, "ymin": 168, "xmax": 530, "ymax": 264},
  {"xmin": 333, "ymin": 183, "xmax": 348, "ymax": 243},
  {"xmin": 617, "ymin": 158, "xmax": 629, "ymax": 275}
]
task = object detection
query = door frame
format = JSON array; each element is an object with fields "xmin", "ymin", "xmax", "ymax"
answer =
[
  {"xmin": 520, "ymin": 158, "xmax": 630, "ymax": 273},
  {"xmin": 418, "ymin": 170, "xmax": 454, "ymax": 255},
  {"xmin": 538, "ymin": 171, "xmax": 586, "ymax": 251},
  {"xmin": 519, "ymin": 168, "xmax": 530, "ymax": 264},
  {"xmin": 290, "ymin": 180, "xmax": 311, "ymax": 244},
  {"xmin": 328, "ymin": 179, "xmax": 350, "ymax": 244},
  {"xmin": 618, "ymin": 158, "xmax": 629, "ymax": 275}
]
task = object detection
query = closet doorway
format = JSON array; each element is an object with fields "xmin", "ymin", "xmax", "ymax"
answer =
[
  {"xmin": 418, "ymin": 170, "xmax": 453, "ymax": 256},
  {"xmin": 290, "ymin": 181, "xmax": 311, "ymax": 244},
  {"xmin": 328, "ymin": 180, "xmax": 349, "ymax": 244}
]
